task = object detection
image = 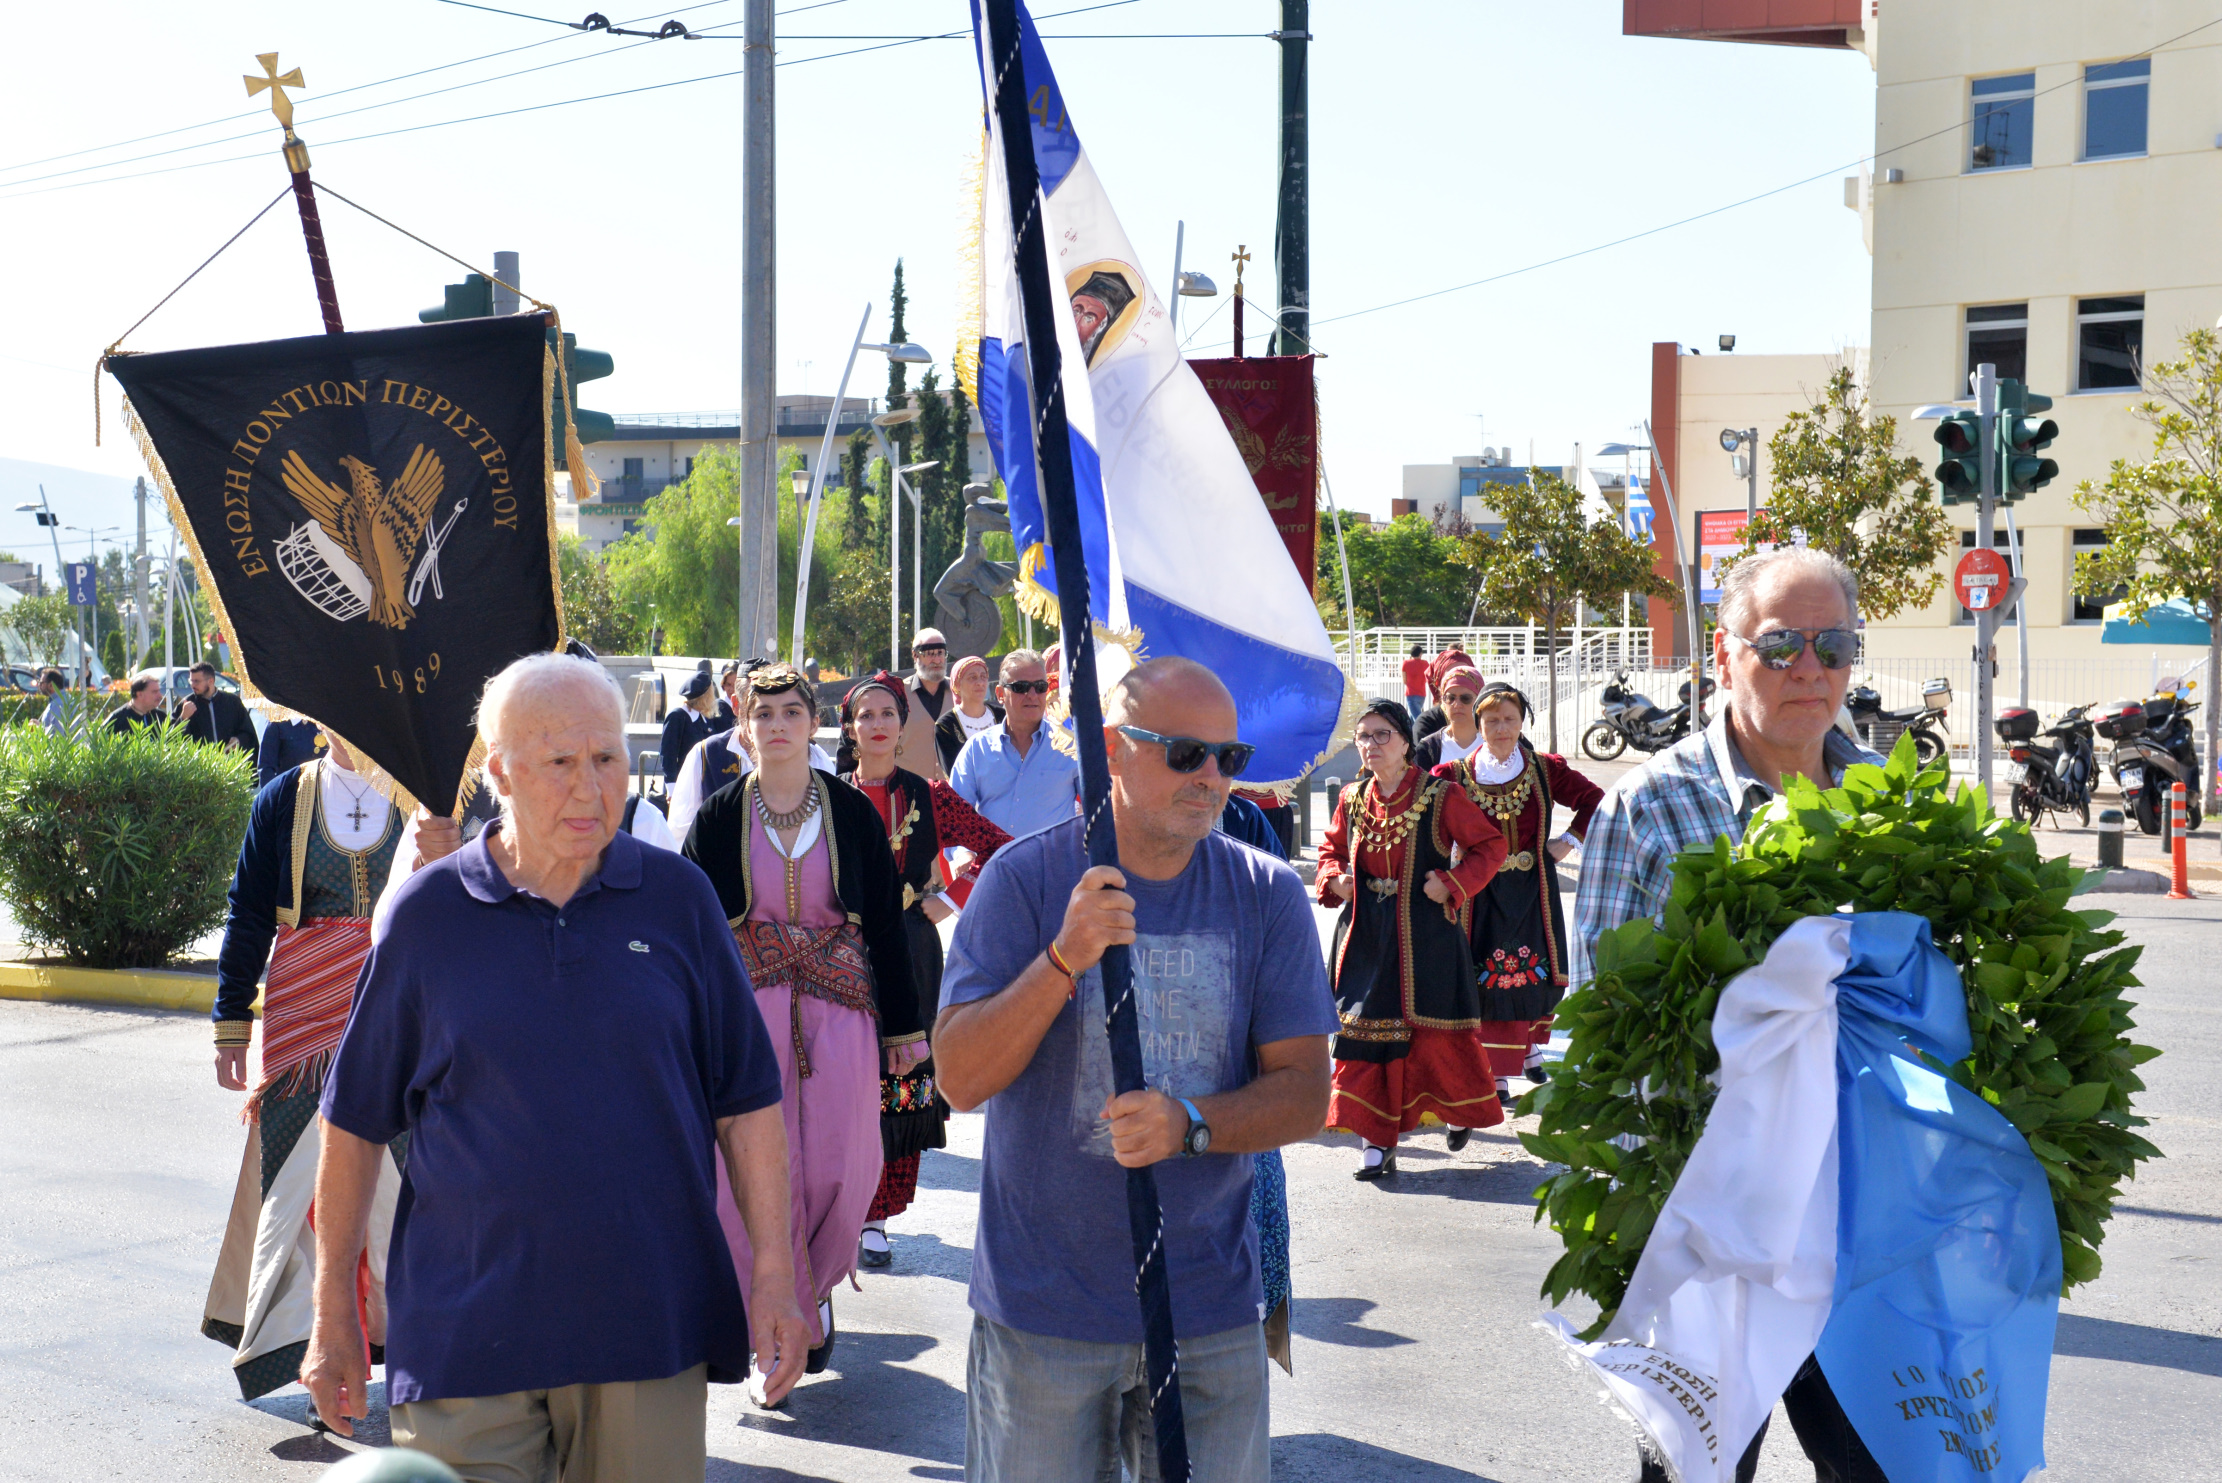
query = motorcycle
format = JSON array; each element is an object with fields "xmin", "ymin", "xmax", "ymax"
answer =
[
  {"xmin": 1997, "ymin": 702, "xmax": 2098, "ymax": 828},
  {"xmin": 1844, "ymin": 676, "xmax": 1952, "ymax": 770},
  {"xmin": 1582, "ymin": 670, "xmax": 1712, "ymax": 762},
  {"xmin": 2099, "ymin": 689, "xmax": 2205, "ymax": 836}
]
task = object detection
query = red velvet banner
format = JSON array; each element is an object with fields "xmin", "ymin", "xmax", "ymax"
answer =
[{"xmin": 1187, "ymin": 354, "xmax": 1318, "ymax": 589}]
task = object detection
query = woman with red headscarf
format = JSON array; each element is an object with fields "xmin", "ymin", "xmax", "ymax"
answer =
[
  {"xmin": 840, "ymin": 672, "xmax": 1011, "ymax": 1267},
  {"xmin": 1412, "ymin": 647, "xmax": 1479, "ymax": 742}
]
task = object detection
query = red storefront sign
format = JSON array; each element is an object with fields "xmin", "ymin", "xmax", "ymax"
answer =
[{"xmin": 1187, "ymin": 354, "xmax": 1318, "ymax": 587}]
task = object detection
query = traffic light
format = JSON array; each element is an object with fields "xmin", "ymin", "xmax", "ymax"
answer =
[
  {"xmin": 1932, "ymin": 410, "xmax": 1984, "ymax": 504},
  {"xmin": 418, "ymin": 274, "xmax": 494, "ymax": 323},
  {"xmin": 549, "ymin": 329, "xmax": 615, "ymax": 445},
  {"xmin": 1997, "ymin": 381, "xmax": 2058, "ymax": 500}
]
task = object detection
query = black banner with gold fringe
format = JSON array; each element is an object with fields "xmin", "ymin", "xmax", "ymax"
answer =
[{"xmin": 108, "ymin": 314, "xmax": 563, "ymax": 814}]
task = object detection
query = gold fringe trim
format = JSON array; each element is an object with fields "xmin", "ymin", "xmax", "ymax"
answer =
[
  {"xmin": 953, "ymin": 125, "xmax": 988, "ymax": 407},
  {"xmin": 1242, "ymin": 669, "xmax": 1365, "ymax": 795},
  {"xmin": 1014, "ymin": 541, "xmax": 1061, "ymax": 624}
]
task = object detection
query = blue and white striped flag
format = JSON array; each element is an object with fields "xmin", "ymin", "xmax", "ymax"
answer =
[
  {"xmin": 1624, "ymin": 468, "xmax": 1656, "ymax": 542},
  {"xmin": 961, "ymin": 0, "xmax": 1354, "ymax": 785}
]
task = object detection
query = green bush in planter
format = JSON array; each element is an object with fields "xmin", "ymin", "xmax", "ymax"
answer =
[{"xmin": 0, "ymin": 720, "xmax": 254, "ymax": 967}]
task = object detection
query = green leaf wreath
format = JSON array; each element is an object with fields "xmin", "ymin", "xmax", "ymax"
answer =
[{"xmin": 1523, "ymin": 734, "xmax": 2160, "ymax": 1340}]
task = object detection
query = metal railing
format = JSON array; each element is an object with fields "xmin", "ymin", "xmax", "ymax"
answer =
[{"xmin": 1336, "ymin": 626, "xmax": 1654, "ymax": 687}]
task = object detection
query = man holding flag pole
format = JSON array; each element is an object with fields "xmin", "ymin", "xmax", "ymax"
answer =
[{"xmin": 931, "ymin": 4, "xmax": 1341, "ymax": 1479}]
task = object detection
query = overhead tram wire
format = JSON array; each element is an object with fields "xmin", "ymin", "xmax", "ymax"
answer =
[{"xmin": 0, "ymin": 0, "xmax": 739, "ymax": 177}]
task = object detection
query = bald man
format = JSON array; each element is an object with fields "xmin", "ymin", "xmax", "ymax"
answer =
[
  {"xmin": 935, "ymin": 657, "xmax": 1336, "ymax": 1483},
  {"xmin": 303, "ymin": 653, "xmax": 810, "ymax": 1479}
]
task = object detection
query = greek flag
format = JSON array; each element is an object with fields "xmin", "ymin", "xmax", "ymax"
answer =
[
  {"xmin": 1547, "ymin": 913, "xmax": 2059, "ymax": 1483},
  {"xmin": 962, "ymin": 0, "xmax": 1353, "ymax": 785},
  {"xmin": 1624, "ymin": 468, "xmax": 1656, "ymax": 542}
]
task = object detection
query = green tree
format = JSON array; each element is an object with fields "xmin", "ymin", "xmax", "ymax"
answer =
[
  {"xmin": 1312, "ymin": 511, "xmax": 1479, "ymax": 630},
  {"xmin": 2073, "ymin": 325, "xmax": 2222, "ymax": 809},
  {"xmin": 4, "ymin": 593, "xmax": 77, "ymax": 668},
  {"xmin": 1739, "ymin": 365, "xmax": 1952, "ymax": 621},
  {"xmin": 1452, "ymin": 470, "xmax": 1675, "ymax": 751},
  {"xmin": 556, "ymin": 534, "xmax": 641, "ymax": 654},
  {"xmin": 606, "ymin": 448, "xmax": 744, "ymax": 656},
  {"xmin": 841, "ymin": 428, "xmax": 874, "ymax": 553}
]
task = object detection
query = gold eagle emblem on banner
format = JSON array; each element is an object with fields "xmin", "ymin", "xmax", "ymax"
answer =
[{"xmin": 277, "ymin": 445, "xmax": 448, "ymax": 629}]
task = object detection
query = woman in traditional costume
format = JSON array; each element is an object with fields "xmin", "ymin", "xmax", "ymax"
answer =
[
  {"xmin": 204, "ymin": 727, "xmax": 406, "ymax": 1403},
  {"xmin": 1434, "ymin": 680, "xmax": 1604, "ymax": 1103},
  {"xmin": 838, "ymin": 672, "xmax": 1009, "ymax": 1269},
  {"xmin": 683, "ymin": 664, "xmax": 924, "ymax": 1375},
  {"xmin": 1412, "ymin": 665, "xmax": 1489, "ymax": 770},
  {"xmin": 1318, "ymin": 699, "xmax": 1508, "ymax": 1180}
]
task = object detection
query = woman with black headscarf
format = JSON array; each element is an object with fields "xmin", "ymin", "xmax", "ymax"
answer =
[
  {"xmin": 1316, "ymin": 699, "xmax": 1508, "ymax": 1179},
  {"xmin": 1431, "ymin": 682, "xmax": 1604, "ymax": 1105},
  {"xmin": 839, "ymin": 672, "xmax": 1010, "ymax": 1267}
]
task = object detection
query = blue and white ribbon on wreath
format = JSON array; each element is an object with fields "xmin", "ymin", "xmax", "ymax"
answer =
[
  {"xmin": 960, "ymin": 0, "xmax": 1353, "ymax": 787},
  {"xmin": 1546, "ymin": 912, "xmax": 2060, "ymax": 1483}
]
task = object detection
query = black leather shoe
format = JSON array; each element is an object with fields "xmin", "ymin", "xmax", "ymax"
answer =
[
  {"xmin": 1353, "ymin": 1147, "xmax": 1397, "ymax": 1182},
  {"xmin": 1446, "ymin": 1127, "xmax": 1472, "ymax": 1152},
  {"xmin": 858, "ymin": 1232, "xmax": 892, "ymax": 1269},
  {"xmin": 805, "ymin": 1301, "xmax": 836, "ymax": 1374}
]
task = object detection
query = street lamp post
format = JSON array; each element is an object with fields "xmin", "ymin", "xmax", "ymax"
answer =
[
  {"xmin": 871, "ymin": 408, "xmax": 923, "ymax": 671},
  {"xmin": 1719, "ymin": 426, "xmax": 1760, "ymax": 524},
  {"xmin": 788, "ymin": 322, "xmax": 934, "ymax": 666}
]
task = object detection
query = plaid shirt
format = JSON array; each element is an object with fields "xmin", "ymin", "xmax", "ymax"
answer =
[{"xmin": 1570, "ymin": 710, "xmax": 1880, "ymax": 988}]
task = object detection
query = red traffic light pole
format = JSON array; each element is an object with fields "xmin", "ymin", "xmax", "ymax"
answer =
[{"xmin": 245, "ymin": 54, "xmax": 344, "ymax": 335}]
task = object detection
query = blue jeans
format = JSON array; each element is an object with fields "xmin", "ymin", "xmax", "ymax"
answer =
[
  {"xmin": 964, "ymin": 1313, "xmax": 1269, "ymax": 1483},
  {"xmin": 1405, "ymin": 693, "xmax": 1426, "ymax": 720}
]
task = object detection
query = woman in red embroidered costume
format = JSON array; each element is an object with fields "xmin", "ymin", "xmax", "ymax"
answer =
[
  {"xmin": 840, "ymin": 672, "xmax": 1010, "ymax": 1268},
  {"xmin": 683, "ymin": 665, "xmax": 923, "ymax": 1379},
  {"xmin": 204, "ymin": 728, "xmax": 407, "ymax": 1403},
  {"xmin": 1433, "ymin": 680, "xmax": 1603, "ymax": 1103},
  {"xmin": 1317, "ymin": 698, "xmax": 1508, "ymax": 1180}
]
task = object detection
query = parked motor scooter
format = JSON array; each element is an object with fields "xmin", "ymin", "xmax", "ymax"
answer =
[
  {"xmin": 1844, "ymin": 676, "xmax": 1952, "ymax": 769},
  {"xmin": 1997, "ymin": 702, "xmax": 2098, "ymax": 828},
  {"xmin": 1581, "ymin": 670, "xmax": 1712, "ymax": 761},
  {"xmin": 2097, "ymin": 689, "xmax": 2205, "ymax": 835}
]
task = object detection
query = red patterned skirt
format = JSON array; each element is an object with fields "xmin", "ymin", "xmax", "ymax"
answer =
[{"xmin": 1327, "ymin": 1027, "xmax": 1505, "ymax": 1147}]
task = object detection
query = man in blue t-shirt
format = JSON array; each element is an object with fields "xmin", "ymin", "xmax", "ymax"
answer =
[
  {"xmin": 304, "ymin": 654, "xmax": 811, "ymax": 1482},
  {"xmin": 937, "ymin": 657, "xmax": 1336, "ymax": 1483}
]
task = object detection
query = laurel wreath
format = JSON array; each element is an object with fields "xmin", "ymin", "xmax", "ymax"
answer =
[{"xmin": 1522, "ymin": 734, "xmax": 2161, "ymax": 1340}]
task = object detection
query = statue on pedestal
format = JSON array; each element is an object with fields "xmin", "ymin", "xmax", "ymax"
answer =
[{"xmin": 932, "ymin": 486, "xmax": 1019, "ymax": 663}]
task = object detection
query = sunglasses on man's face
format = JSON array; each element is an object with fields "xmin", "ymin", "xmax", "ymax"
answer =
[
  {"xmin": 1001, "ymin": 678, "xmax": 1050, "ymax": 696},
  {"xmin": 1728, "ymin": 627, "xmax": 1860, "ymax": 671},
  {"xmin": 1115, "ymin": 725, "xmax": 1255, "ymax": 778}
]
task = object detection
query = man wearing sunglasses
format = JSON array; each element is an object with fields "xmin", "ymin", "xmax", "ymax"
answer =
[
  {"xmin": 1573, "ymin": 545, "xmax": 1885, "ymax": 1483},
  {"xmin": 935, "ymin": 657, "xmax": 1334, "ymax": 1482},
  {"xmin": 948, "ymin": 649, "xmax": 1083, "ymax": 841}
]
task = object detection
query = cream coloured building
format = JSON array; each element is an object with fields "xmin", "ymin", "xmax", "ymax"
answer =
[{"xmin": 1636, "ymin": 1, "xmax": 2222, "ymax": 669}]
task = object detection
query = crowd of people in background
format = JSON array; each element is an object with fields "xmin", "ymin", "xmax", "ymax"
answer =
[{"xmin": 181, "ymin": 546, "xmax": 1886, "ymax": 1483}]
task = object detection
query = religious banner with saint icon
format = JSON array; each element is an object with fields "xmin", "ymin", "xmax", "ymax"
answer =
[
  {"xmin": 1186, "ymin": 355, "xmax": 1318, "ymax": 586},
  {"xmin": 108, "ymin": 314, "xmax": 564, "ymax": 814}
]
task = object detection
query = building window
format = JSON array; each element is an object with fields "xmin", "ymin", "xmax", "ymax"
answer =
[
  {"xmin": 1966, "ymin": 303, "xmax": 2028, "ymax": 391},
  {"xmin": 622, "ymin": 457, "xmax": 645, "ymax": 479},
  {"xmin": 1970, "ymin": 73, "xmax": 2035, "ymax": 171},
  {"xmin": 683, "ymin": 456, "xmax": 696, "ymax": 477},
  {"xmin": 2083, "ymin": 58, "xmax": 2150, "ymax": 160},
  {"xmin": 2070, "ymin": 529, "xmax": 2123, "ymax": 621},
  {"xmin": 2077, "ymin": 295, "xmax": 2144, "ymax": 391},
  {"xmin": 1952, "ymin": 529, "xmax": 2020, "ymax": 624}
]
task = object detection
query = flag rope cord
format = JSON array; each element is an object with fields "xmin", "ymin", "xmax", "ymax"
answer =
[{"xmin": 92, "ymin": 186, "xmax": 291, "ymax": 445}]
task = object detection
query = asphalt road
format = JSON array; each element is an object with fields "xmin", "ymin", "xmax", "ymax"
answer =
[{"xmin": 4, "ymin": 891, "xmax": 2220, "ymax": 1482}]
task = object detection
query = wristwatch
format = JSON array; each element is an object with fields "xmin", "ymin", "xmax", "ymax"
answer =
[{"xmin": 1178, "ymin": 1097, "xmax": 1211, "ymax": 1157}]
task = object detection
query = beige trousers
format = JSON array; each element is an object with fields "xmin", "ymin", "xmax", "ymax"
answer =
[{"xmin": 390, "ymin": 1363, "xmax": 707, "ymax": 1483}]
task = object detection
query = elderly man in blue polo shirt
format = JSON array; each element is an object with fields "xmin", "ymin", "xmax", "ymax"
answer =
[
  {"xmin": 303, "ymin": 653, "xmax": 810, "ymax": 1482},
  {"xmin": 948, "ymin": 648, "xmax": 1081, "ymax": 840}
]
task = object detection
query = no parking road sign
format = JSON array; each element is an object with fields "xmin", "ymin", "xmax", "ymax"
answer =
[{"xmin": 1955, "ymin": 548, "xmax": 2011, "ymax": 611}]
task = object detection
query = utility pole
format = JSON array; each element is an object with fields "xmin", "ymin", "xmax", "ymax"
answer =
[
  {"xmin": 1272, "ymin": 2, "xmax": 1309, "ymax": 357},
  {"xmin": 737, "ymin": 0, "xmax": 779, "ymax": 660},
  {"xmin": 133, "ymin": 476, "xmax": 149, "ymax": 665}
]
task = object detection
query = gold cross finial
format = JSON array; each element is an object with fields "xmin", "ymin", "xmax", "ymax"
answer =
[
  {"xmin": 1231, "ymin": 244, "xmax": 1251, "ymax": 290},
  {"xmin": 245, "ymin": 53, "xmax": 306, "ymax": 133}
]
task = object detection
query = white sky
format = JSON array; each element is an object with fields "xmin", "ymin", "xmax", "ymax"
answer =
[{"xmin": 0, "ymin": 0, "xmax": 1877, "ymax": 563}]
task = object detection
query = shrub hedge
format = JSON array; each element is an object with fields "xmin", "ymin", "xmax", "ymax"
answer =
[{"xmin": 0, "ymin": 720, "xmax": 253, "ymax": 967}]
